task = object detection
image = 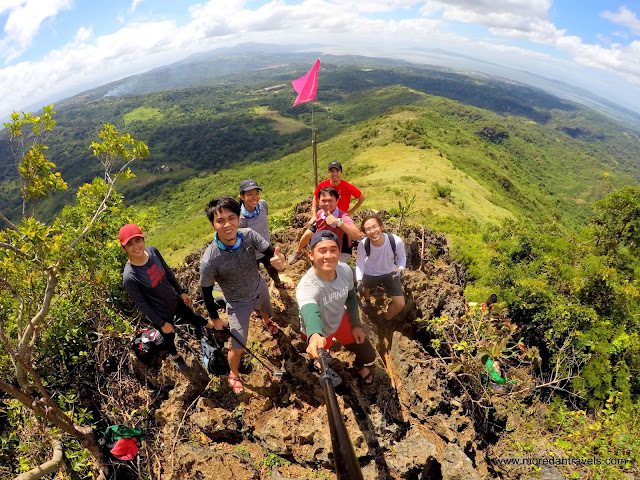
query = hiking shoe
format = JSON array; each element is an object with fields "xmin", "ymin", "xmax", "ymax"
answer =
[
  {"xmin": 262, "ymin": 317, "xmax": 281, "ymax": 337},
  {"xmin": 172, "ymin": 355, "xmax": 190, "ymax": 372},
  {"xmin": 288, "ymin": 251, "xmax": 304, "ymax": 264}
]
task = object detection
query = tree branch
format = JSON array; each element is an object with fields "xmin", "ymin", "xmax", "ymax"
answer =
[
  {"xmin": 0, "ymin": 378, "xmax": 83, "ymax": 440},
  {"xmin": 16, "ymin": 295, "xmax": 24, "ymax": 337},
  {"xmin": 14, "ymin": 434, "xmax": 63, "ymax": 480},
  {"xmin": 18, "ymin": 269, "xmax": 57, "ymax": 368},
  {"xmin": 0, "ymin": 242, "xmax": 43, "ymax": 266},
  {"xmin": 0, "ymin": 319, "xmax": 62, "ymax": 413},
  {"xmin": 59, "ymin": 159, "xmax": 134, "ymax": 262},
  {"xmin": 0, "ymin": 211, "xmax": 19, "ymax": 231}
]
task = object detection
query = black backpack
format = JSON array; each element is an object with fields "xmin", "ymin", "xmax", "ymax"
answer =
[
  {"xmin": 132, "ymin": 328, "xmax": 165, "ymax": 364},
  {"xmin": 201, "ymin": 334, "xmax": 229, "ymax": 376},
  {"xmin": 364, "ymin": 233, "xmax": 397, "ymax": 262}
]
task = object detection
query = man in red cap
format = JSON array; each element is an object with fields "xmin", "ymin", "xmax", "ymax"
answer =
[{"xmin": 119, "ymin": 223, "xmax": 216, "ymax": 372}]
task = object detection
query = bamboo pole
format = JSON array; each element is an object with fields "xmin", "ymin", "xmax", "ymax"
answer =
[{"xmin": 312, "ymin": 104, "xmax": 318, "ymax": 188}]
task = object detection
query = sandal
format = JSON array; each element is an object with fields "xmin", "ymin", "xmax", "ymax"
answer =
[
  {"xmin": 357, "ymin": 367, "xmax": 374, "ymax": 386},
  {"xmin": 262, "ymin": 317, "xmax": 281, "ymax": 337},
  {"xmin": 228, "ymin": 375, "xmax": 244, "ymax": 394}
]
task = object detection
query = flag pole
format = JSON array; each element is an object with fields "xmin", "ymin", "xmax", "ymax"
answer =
[
  {"xmin": 312, "ymin": 103, "xmax": 318, "ymax": 188},
  {"xmin": 291, "ymin": 58, "xmax": 320, "ymax": 189}
]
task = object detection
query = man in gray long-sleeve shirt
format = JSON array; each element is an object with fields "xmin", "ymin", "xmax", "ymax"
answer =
[
  {"xmin": 120, "ymin": 223, "xmax": 215, "ymax": 371},
  {"xmin": 200, "ymin": 196, "xmax": 286, "ymax": 394}
]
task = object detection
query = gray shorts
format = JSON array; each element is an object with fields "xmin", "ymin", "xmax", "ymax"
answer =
[
  {"xmin": 226, "ymin": 276, "xmax": 274, "ymax": 349},
  {"xmin": 362, "ymin": 272, "xmax": 404, "ymax": 297}
]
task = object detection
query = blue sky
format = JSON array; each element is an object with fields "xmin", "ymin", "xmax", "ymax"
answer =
[{"xmin": 1, "ymin": 0, "xmax": 639, "ymax": 116}]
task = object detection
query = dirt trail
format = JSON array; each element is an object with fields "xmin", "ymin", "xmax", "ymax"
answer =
[{"xmin": 110, "ymin": 208, "xmax": 500, "ymax": 480}]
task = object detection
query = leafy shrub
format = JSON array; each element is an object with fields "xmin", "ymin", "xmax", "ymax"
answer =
[
  {"xmin": 433, "ymin": 182, "xmax": 452, "ymax": 199},
  {"xmin": 472, "ymin": 192, "xmax": 640, "ymax": 406}
]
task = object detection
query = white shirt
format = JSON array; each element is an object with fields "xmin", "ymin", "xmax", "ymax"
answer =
[{"xmin": 355, "ymin": 233, "xmax": 406, "ymax": 281}]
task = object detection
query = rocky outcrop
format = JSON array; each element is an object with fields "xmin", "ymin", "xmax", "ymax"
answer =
[{"xmin": 128, "ymin": 213, "xmax": 495, "ymax": 480}]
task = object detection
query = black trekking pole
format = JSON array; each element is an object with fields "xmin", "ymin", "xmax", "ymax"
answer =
[
  {"xmin": 225, "ymin": 328, "xmax": 285, "ymax": 379},
  {"xmin": 317, "ymin": 349, "xmax": 364, "ymax": 480}
]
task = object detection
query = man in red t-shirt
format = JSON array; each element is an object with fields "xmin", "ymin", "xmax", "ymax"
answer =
[
  {"xmin": 312, "ymin": 161, "xmax": 365, "ymax": 215},
  {"xmin": 289, "ymin": 161, "xmax": 365, "ymax": 264}
]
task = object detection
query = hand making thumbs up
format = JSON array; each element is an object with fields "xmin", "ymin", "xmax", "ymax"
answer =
[{"xmin": 270, "ymin": 245, "xmax": 286, "ymax": 270}]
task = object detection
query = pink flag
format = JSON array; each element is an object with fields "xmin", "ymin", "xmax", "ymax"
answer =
[{"xmin": 292, "ymin": 59, "xmax": 320, "ymax": 106}]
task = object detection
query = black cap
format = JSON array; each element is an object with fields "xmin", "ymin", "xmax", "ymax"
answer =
[
  {"xmin": 239, "ymin": 179, "xmax": 262, "ymax": 193},
  {"xmin": 310, "ymin": 230, "xmax": 339, "ymax": 250},
  {"xmin": 327, "ymin": 161, "xmax": 342, "ymax": 171}
]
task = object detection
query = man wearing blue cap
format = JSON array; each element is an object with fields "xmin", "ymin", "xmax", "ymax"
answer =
[{"xmin": 295, "ymin": 230, "xmax": 376, "ymax": 385}]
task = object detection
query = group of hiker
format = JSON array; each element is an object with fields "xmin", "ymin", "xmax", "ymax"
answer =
[{"xmin": 119, "ymin": 161, "xmax": 407, "ymax": 394}]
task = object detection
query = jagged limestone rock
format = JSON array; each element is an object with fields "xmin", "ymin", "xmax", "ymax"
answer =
[
  {"xmin": 190, "ymin": 398, "xmax": 243, "ymax": 443},
  {"xmin": 441, "ymin": 443, "xmax": 481, "ymax": 480},
  {"xmin": 387, "ymin": 431, "xmax": 439, "ymax": 477}
]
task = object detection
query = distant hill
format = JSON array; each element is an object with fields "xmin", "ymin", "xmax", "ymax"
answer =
[
  {"xmin": 53, "ymin": 44, "xmax": 640, "ymax": 130},
  {"xmin": 139, "ymin": 86, "xmax": 640, "ymax": 264},
  {"xmin": 1, "ymin": 51, "xmax": 639, "ymax": 232}
]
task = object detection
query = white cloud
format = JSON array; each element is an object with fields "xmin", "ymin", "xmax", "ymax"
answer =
[
  {"xmin": 0, "ymin": 1, "xmax": 26, "ymax": 15},
  {"xmin": 0, "ymin": 0, "xmax": 72, "ymax": 63},
  {"xmin": 130, "ymin": 0, "xmax": 144, "ymax": 13},
  {"xmin": 325, "ymin": 0, "xmax": 422, "ymax": 14},
  {"xmin": 73, "ymin": 26, "xmax": 92, "ymax": 44},
  {"xmin": 601, "ymin": 6, "xmax": 640, "ymax": 36},
  {"xmin": 415, "ymin": 0, "xmax": 640, "ymax": 93},
  {"xmin": 1, "ymin": 0, "xmax": 640, "ymax": 117},
  {"xmin": 424, "ymin": 0, "xmax": 551, "ymax": 24}
]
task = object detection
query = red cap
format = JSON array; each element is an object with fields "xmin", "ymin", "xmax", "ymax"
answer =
[{"xmin": 118, "ymin": 223, "xmax": 144, "ymax": 246}]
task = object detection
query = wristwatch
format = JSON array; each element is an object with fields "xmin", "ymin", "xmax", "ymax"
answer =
[{"xmin": 337, "ymin": 218, "xmax": 344, "ymax": 227}]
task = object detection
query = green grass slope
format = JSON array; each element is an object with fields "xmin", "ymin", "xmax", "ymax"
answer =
[
  {"xmin": 143, "ymin": 86, "xmax": 639, "ymax": 265},
  {"xmin": 4, "ymin": 59, "xmax": 639, "ymax": 227}
]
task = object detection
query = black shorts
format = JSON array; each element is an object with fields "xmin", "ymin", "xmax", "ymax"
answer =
[{"xmin": 362, "ymin": 273, "xmax": 403, "ymax": 297}]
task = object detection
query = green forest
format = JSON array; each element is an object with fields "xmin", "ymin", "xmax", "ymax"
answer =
[{"xmin": 1, "ymin": 58, "xmax": 640, "ymax": 479}]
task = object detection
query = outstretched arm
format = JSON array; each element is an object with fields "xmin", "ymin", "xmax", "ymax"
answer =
[
  {"xmin": 309, "ymin": 196, "xmax": 319, "ymax": 226},
  {"xmin": 340, "ymin": 222, "xmax": 362, "ymax": 242},
  {"xmin": 345, "ymin": 288, "xmax": 362, "ymax": 328},
  {"xmin": 201, "ymin": 285, "xmax": 225, "ymax": 330}
]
